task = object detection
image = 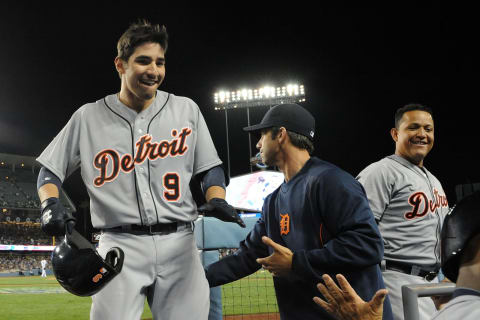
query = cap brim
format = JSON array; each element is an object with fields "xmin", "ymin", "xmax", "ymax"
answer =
[{"xmin": 243, "ymin": 123, "xmax": 271, "ymax": 132}]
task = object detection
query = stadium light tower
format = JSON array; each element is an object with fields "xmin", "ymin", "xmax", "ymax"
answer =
[{"xmin": 213, "ymin": 83, "xmax": 306, "ymax": 177}]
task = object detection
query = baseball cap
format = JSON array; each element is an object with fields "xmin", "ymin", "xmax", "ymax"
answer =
[{"xmin": 243, "ymin": 103, "xmax": 315, "ymax": 140}]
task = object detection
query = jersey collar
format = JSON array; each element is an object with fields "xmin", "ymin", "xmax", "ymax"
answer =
[
  {"xmin": 387, "ymin": 154, "xmax": 431, "ymax": 178},
  {"xmin": 104, "ymin": 90, "xmax": 170, "ymax": 123},
  {"xmin": 452, "ymin": 287, "xmax": 480, "ymax": 299}
]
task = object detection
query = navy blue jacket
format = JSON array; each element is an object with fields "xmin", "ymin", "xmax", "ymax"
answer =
[{"xmin": 206, "ymin": 157, "xmax": 393, "ymax": 320}]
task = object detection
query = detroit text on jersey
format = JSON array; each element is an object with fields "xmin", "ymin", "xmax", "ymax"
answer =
[
  {"xmin": 93, "ymin": 127, "xmax": 192, "ymax": 187},
  {"xmin": 405, "ymin": 188, "xmax": 448, "ymax": 220}
]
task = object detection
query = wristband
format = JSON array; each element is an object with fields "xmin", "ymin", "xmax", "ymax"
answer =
[{"xmin": 41, "ymin": 197, "xmax": 59, "ymax": 211}]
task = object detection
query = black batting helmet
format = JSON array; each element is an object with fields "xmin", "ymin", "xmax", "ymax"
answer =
[
  {"xmin": 441, "ymin": 190, "xmax": 480, "ymax": 282},
  {"xmin": 51, "ymin": 228, "xmax": 124, "ymax": 296}
]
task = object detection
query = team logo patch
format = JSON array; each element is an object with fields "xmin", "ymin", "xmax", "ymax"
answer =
[
  {"xmin": 42, "ymin": 210, "xmax": 52, "ymax": 224},
  {"xmin": 280, "ymin": 213, "xmax": 290, "ymax": 235},
  {"xmin": 91, "ymin": 232, "xmax": 101, "ymax": 243},
  {"xmin": 92, "ymin": 267, "xmax": 108, "ymax": 283}
]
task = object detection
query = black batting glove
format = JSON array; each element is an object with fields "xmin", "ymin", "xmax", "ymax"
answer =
[
  {"xmin": 198, "ymin": 198, "xmax": 246, "ymax": 228},
  {"xmin": 41, "ymin": 197, "xmax": 76, "ymax": 236}
]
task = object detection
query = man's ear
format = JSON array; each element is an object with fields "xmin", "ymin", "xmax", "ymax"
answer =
[
  {"xmin": 114, "ymin": 57, "xmax": 126, "ymax": 76},
  {"xmin": 390, "ymin": 127, "xmax": 398, "ymax": 142},
  {"xmin": 278, "ymin": 127, "xmax": 288, "ymax": 143}
]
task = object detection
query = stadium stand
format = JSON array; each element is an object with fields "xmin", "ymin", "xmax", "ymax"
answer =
[
  {"xmin": 1, "ymin": 153, "xmax": 76, "ymax": 276},
  {"xmin": 0, "ymin": 253, "xmax": 51, "ymax": 274}
]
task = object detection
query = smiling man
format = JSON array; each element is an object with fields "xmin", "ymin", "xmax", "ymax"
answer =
[
  {"xmin": 357, "ymin": 104, "xmax": 450, "ymax": 320},
  {"xmin": 35, "ymin": 20, "xmax": 243, "ymax": 320}
]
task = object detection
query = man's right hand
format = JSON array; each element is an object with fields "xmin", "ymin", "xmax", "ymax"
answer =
[
  {"xmin": 313, "ymin": 274, "xmax": 387, "ymax": 320},
  {"xmin": 41, "ymin": 197, "xmax": 76, "ymax": 236}
]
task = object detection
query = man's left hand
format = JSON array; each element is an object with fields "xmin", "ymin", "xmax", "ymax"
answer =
[
  {"xmin": 198, "ymin": 198, "xmax": 246, "ymax": 228},
  {"xmin": 256, "ymin": 236, "xmax": 293, "ymax": 277}
]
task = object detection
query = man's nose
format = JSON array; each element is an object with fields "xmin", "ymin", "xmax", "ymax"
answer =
[
  {"xmin": 256, "ymin": 138, "xmax": 262, "ymax": 149},
  {"xmin": 147, "ymin": 63, "xmax": 160, "ymax": 77},
  {"xmin": 416, "ymin": 128, "xmax": 427, "ymax": 138}
]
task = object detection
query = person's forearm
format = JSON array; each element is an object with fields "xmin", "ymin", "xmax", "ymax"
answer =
[
  {"xmin": 38, "ymin": 183, "xmax": 60, "ymax": 202},
  {"xmin": 205, "ymin": 185, "xmax": 226, "ymax": 202},
  {"xmin": 291, "ymin": 228, "xmax": 383, "ymax": 283}
]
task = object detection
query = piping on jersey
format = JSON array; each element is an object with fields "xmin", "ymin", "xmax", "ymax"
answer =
[
  {"xmin": 146, "ymin": 94, "xmax": 170, "ymax": 225},
  {"xmin": 319, "ymin": 224, "xmax": 324, "ymax": 247},
  {"xmin": 101, "ymin": 95, "xmax": 170, "ymax": 226},
  {"xmin": 389, "ymin": 157, "xmax": 445, "ymax": 266}
]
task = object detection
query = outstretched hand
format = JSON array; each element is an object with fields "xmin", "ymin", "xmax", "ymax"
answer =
[
  {"xmin": 313, "ymin": 274, "xmax": 386, "ymax": 320},
  {"xmin": 198, "ymin": 198, "xmax": 246, "ymax": 228},
  {"xmin": 256, "ymin": 236, "xmax": 293, "ymax": 277}
]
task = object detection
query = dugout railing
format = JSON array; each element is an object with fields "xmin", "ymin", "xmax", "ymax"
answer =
[{"xmin": 402, "ymin": 282, "xmax": 456, "ymax": 320}]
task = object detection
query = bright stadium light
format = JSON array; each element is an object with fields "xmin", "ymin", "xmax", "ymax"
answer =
[
  {"xmin": 213, "ymin": 83, "xmax": 306, "ymax": 109},
  {"xmin": 213, "ymin": 82, "xmax": 307, "ymax": 177}
]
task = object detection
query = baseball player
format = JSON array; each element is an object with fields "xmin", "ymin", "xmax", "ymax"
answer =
[
  {"xmin": 205, "ymin": 103, "xmax": 393, "ymax": 320},
  {"xmin": 313, "ymin": 191, "xmax": 480, "ymax": 320},
  {"xmin": 356, "ymin": 104, "xmax": 449, "ymax": 320},
  {"xmin": 36, "ymin": 20, "xmax": 243, "ymax": 320},
  {"xmin": 40, "ymin": 258, "xmax": 47, "ymax": 278}
]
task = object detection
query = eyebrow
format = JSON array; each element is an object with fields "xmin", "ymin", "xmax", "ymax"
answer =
[
  {"xmin": 135, "ymin": 55, "xmax": 165, "ymax": 62},
  {"xmin": 407, "ymin": 122, "xmax": 434, "ymax": 127}
]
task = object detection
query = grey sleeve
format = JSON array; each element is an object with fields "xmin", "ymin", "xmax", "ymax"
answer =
[
  {"xmin": 36, "ymin": 109, "xmax": 82, "ymax": 182},
  {"xmin": 356, "ymin": 163, "xmax": 393, "ymax": 221},
  {"xmin": 192, "ymin": 105, "xmax": 222, "ymax": 175}
]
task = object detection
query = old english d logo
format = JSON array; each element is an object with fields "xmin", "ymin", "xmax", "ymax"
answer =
[{"xmin": 280, "ymin": 213, "xmax": 290, "ymax": 235}]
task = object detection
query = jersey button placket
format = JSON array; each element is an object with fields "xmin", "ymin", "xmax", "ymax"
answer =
[{"xmin": 135, "ymin": 117, "xmax": 154, "ymax": 225}]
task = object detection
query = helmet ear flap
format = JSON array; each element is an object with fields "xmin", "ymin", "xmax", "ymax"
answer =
[
  {"xmin": 105, "ymin": 247, "xmax": 125, "ymax": 273},
  {"xmin": 441, "ymin": 190, "xmax": 480, "ymax": 282}
]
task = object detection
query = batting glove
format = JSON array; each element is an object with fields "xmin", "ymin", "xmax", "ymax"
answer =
[
  {"xmin": 198, "ymin": 198, "xmax": 246, "ymax": 228},
  {"xmin": 41, "ymin": 197, "xmax": 76, "ymax": 236}
]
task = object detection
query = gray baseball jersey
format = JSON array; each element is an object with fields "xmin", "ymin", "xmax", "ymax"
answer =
[
  {"xmin": 431, "ymin": 289, "xmax": 480, "ymax": 320},
  {"xmin": 357, "ymin": 154, "xmax": 449, "ymax": 267},
  {"xmin": 37, "ymin": 90, "xmax": 222, "ymax": 228}
]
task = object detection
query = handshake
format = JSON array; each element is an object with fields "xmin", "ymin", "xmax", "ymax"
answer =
[{"xmin": 198, "ymin": 198, "xmax": 246, "ymax": 228}]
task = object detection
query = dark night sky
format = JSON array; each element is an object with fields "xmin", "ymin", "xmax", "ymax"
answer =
[{"xmin": 0, "ymin": 3, "xmax": 477, "ymax": 206}]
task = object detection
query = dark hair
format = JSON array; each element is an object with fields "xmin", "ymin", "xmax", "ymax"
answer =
[
  {"xmin": 117, "ymin": 19, "xmax": 168, "ymax": 61},
  {"xmin": 395, "ymin": 103, "xmax": 433, "ymax": 128},
  {"xmin": 270, "ymin": 127, "xmax": 315, "ymax": 155}
]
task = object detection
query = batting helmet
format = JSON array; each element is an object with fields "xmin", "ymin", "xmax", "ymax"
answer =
[
  {"xmin": 441, "ymin": 190, "xmax": 480, "ymax": 282},
  {"xmin": 51, "ymin": 227, "xmax": 124, "ymax": 296}
]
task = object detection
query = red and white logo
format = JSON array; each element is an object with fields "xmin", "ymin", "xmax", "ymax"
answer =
[
  {"xmin": 404, "ymin": 188, "xmax": 448, "ymax": 220},
  {"xmin": 92, "ymin": 128, "xmax": 191, "ymax": 187},
  {"xmin": 92, "ymin": 267, "xmax": 108, "ymax": 283}
]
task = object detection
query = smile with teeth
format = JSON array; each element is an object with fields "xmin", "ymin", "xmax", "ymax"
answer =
[
  {"xmin": 411, "ymin": 140, "xmax": 428, "ymax": 145},
  {"xmin": 140, "ymin": 79, "xmax": 157, "ymax": 86}
]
